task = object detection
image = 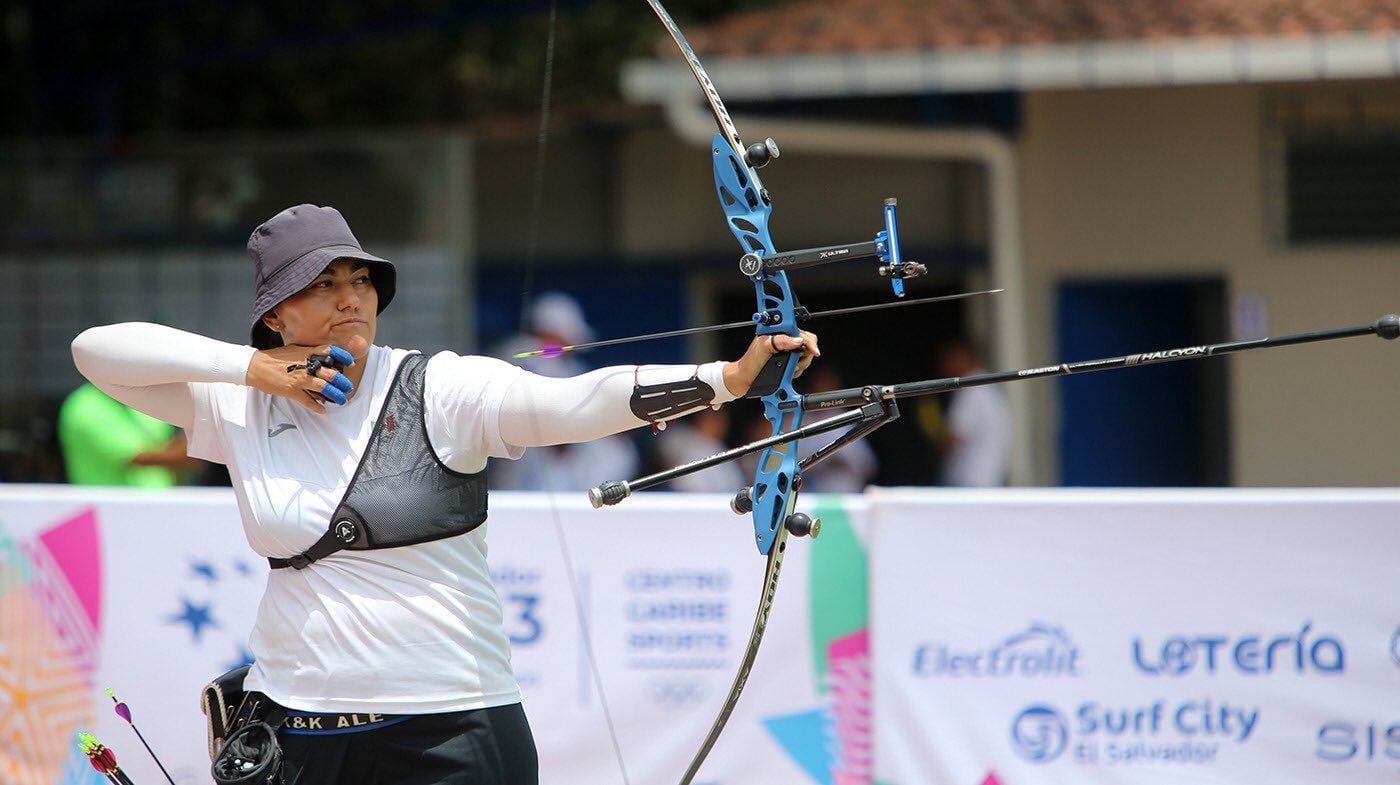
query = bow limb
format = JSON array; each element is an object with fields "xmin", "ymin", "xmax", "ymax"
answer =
[
  {"xmin": 635, "ymin": 2, "xmax": 917, "ymax": 779},
  {"xmin": 678, "ymin": 532, "xmax": 786, "ymax": 785}
]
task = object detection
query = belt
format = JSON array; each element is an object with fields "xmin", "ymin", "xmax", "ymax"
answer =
[{"xmin": 280, "ymin": 710, "xmax": 415, "ymax": 736}]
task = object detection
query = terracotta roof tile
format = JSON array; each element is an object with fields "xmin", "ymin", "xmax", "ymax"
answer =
[{"xmin": 681, "ymin": 0, "xmax": 1400, "ymax": 56}]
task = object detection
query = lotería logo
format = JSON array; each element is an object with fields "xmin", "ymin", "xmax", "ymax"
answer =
[
  {"xmin": 912, "ymin": 622, "xmax": 1082, "ymax": 678},
  {"xmin": 1132, "ymin": 621, "xmax": 1344, "ymax": 676},
  {"xmin": 1011, "ymin": 705, "xmax": 1069, "ymax": 762}
]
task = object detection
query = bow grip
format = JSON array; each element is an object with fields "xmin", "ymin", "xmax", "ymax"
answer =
[{"xmin": 745, "ymin": 351, "xmax": 795, "ymax": 399}]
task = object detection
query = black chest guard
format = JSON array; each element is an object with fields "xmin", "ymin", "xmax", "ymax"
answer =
[{"xmin": 268, "ymin": 353, "xmax": 488, "ymax": 570}]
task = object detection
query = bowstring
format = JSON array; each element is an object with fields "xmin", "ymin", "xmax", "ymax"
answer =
[{"xmin": 516, "ymin": 4, "xmax": 632, "ymax": 783}]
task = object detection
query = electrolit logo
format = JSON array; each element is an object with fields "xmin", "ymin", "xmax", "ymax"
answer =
[{"xmin": 913, "ymin": 622, "xmax": 1083, "ymax": 678}]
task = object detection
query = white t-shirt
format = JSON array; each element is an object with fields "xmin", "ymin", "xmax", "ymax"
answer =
[
  {"xmin": 188, "ymin": 345, "xmax": 527, "ymax": 714},
  {"xmin": 942, "ymin": 378, "xmax": 1011, "ymax": 487},
  {"xmin": 70, "ymin": 323, "xmax": 736, "ymax": 715}
]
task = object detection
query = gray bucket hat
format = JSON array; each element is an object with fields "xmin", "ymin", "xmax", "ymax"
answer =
[{"xmin": 248, "ymin": 204, "xmax": 397, "ymax": 349}]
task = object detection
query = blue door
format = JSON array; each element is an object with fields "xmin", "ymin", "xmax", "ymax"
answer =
[{"xmin": 1056, "ymin": 279, "xmax": 1229, "ymax": 486}]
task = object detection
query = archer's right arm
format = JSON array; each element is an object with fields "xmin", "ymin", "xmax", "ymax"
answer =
[{"xmin": 71, "ymin": 323, "xmax": 256, "ymax": 429}]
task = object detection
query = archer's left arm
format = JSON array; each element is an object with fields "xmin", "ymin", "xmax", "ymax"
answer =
[{"xmin": 498, "ymin": 331, "xmax": 817, "ymax": 448}]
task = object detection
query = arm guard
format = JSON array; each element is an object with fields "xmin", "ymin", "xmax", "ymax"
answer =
[{"xmin": 630, "ymin": 369, "xmax": 717, "ymax": 425}]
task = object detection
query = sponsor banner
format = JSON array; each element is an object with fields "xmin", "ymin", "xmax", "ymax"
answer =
[
  {"xmin": 869, "ymin": 488, "xmax": 1400, "ymax": 785},
  {"xmin": 0, "ymin": 487, "xmax": 868, "ymax": 785},
  {"xmin": 486, "ymin": 492, "xmax": 871, "ymax": 785}
]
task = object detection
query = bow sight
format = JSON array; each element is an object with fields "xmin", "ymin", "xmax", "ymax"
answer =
[{"xmin": 735, "ymin": 197, "xmax": 928, "ymax": 297}]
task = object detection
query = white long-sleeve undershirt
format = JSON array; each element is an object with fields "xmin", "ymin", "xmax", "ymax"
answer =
[{"xmin": 70, "ymin": 322, "xmax": 737, "ymax": 451}]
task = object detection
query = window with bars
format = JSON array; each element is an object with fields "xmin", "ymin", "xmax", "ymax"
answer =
[{"xmin": 1284, "ymin": 131, "xmax": 1400, "ymax": 244}]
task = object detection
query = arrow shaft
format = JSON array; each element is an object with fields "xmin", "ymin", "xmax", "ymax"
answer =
[
  {"xmin": 514, "ymin": 288, "xmax": 1002, "ymax": 358},
  {"xmin": 803, "ymin": 288, "xmax": 1002, "ymax": 320},
  {"xmin": 128, "ymin": 727, "xmax": 176, "ymax": 785},
  {"xmin": 109, "ymin": 692, "xmax": 177, "ymax": 785}
]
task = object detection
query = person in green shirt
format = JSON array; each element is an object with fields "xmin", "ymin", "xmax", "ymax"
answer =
[{"xmin": 58, "ymin": 382, "xmax": 191, "ymax": 487}]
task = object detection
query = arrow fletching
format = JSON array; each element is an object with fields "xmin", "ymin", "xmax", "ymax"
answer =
[
  {"xmin": 107, "ymin": 688, "xmax": 133, "ymax": 723},
  {"xmin": 78, "ymin": 731, "xmax": 120, "ymax": 773},
  {"xmin": 514, "ymin": 344, "xmax": 570, "ymax": 360}
]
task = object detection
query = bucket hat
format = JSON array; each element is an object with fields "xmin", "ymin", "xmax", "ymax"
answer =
[{"xmin": 247, "ymin": 205, "xmax": 396, "ymax": 349}]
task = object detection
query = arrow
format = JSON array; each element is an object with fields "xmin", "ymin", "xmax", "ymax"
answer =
[
  {"xmin": 108, "ymin": 688, "xmax": 177, "ymax": 785},
  {"xmin": 78, "ymin": 732, "xmax": 138, "ymax": 785},
  {"xmin": 513, "ymin": 288, "xmax": 1004, "ymax": 359}
]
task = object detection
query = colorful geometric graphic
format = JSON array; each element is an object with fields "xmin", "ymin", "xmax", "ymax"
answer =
[
  {"xmin": 827, "ymin": 630, "xmax": 871, "ymax": 784},
  {"xmin": 762, "ymin": 496, "xmax": 872, "ymax": 784},
  {"xmin": 0, "ymin": 508, "xmax": 106, "ymax": 785}
]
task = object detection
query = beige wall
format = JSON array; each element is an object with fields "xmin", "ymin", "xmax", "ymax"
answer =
[
  {"xmin": 480, "ymin": 84, "xmax": 1400, "ymax": 486},
  {"xmin": 615, "ymin": 127, "xmax": 985, "ymax": 260},
  {"xmin": 1021, "ymin": 82, "xmax": 1400, "ymax": 485}
]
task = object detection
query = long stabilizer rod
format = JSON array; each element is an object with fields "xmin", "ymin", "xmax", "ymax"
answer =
[
  {"xmin": 590, "ymin": 314, "xmax": 1398, "ymax": 505},
  {"xmin": 804, "ymin": 314, "xmax": 1400, "ymax": 410},
  {"xmin": 886, "ymin": 313, "xmax": 1398, "ymax": 402}
]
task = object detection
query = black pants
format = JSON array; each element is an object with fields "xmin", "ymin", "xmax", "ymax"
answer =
[{"xmin": 278, "ymin": 703, "xmax": 538, "ymax": 785}]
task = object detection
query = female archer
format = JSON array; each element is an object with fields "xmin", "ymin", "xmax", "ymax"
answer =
[{"xmin": 71, "ymin": 203, "xmax": 817, "ymax": 785}]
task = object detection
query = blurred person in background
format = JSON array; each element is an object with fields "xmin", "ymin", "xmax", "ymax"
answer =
[
  {"xmin": 936, "ymin": 339, "xmax": 1010, "ymax": 487},
  {"xmin": 491, "ymin": 291, "xmax": 640, "ymax": 492},
  {"xmin": 58, "ymin": 381, "xmax": 199, "ymax": 487},
  {"xmin": 492, "ymin": 291, "xmax": 595, "ymax": 377},
  {"xmin": 796, "ymin": 366, "xmax": 878, "ymax": 493},
  {"xmin": 70, "ymin": 204, "xmax": 819, "ymax": 785},
  {"xmin": 651, "ymin": 407, "xmax": 745, "ymax": 494},
  {"xmin": 738, "ymin": 365, "xmax": 877, "ymax": 495}
]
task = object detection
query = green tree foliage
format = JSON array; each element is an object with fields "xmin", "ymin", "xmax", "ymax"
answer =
[{"xmin": 5, "ymin": 0, "xmax": 784, "ymax": 136}]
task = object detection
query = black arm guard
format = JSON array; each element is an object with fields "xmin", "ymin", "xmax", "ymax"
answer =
[{"xmin": 630, "ymin": 376, "xmax": 717, "ymax": 423}]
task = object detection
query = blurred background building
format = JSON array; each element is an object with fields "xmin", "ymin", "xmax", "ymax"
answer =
[{"xmin": 3, "ymin": 0, "xmax": 1399, "ymax": 488}]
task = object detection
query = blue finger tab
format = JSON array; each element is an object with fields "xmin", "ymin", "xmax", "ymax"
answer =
[
  {"xmin": 327, "ymin": 372, "xmax": 354, "ymax": 394},
  {"xmin": 327, "ymin": 345, "xmax": 354, "ymax": 367},
  {"xmin": 321, "ymin": 384, "xmax": 348, "ymax": 406}
]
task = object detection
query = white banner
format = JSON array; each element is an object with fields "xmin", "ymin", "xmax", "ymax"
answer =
[
  {"xmin": 485, "ymin": 492, "xmax": 869, "ymax": 785},
  {"xmin": 0, "ymin": 487, "xmax": 866, "ymax": 785},
  {"xmin": 869, "ymin": 488, "xmax": 1400, "ymax": 785},
  {"xmin": 18, "ymin": 485, "xmax": 1391, "ymax": 785}
]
